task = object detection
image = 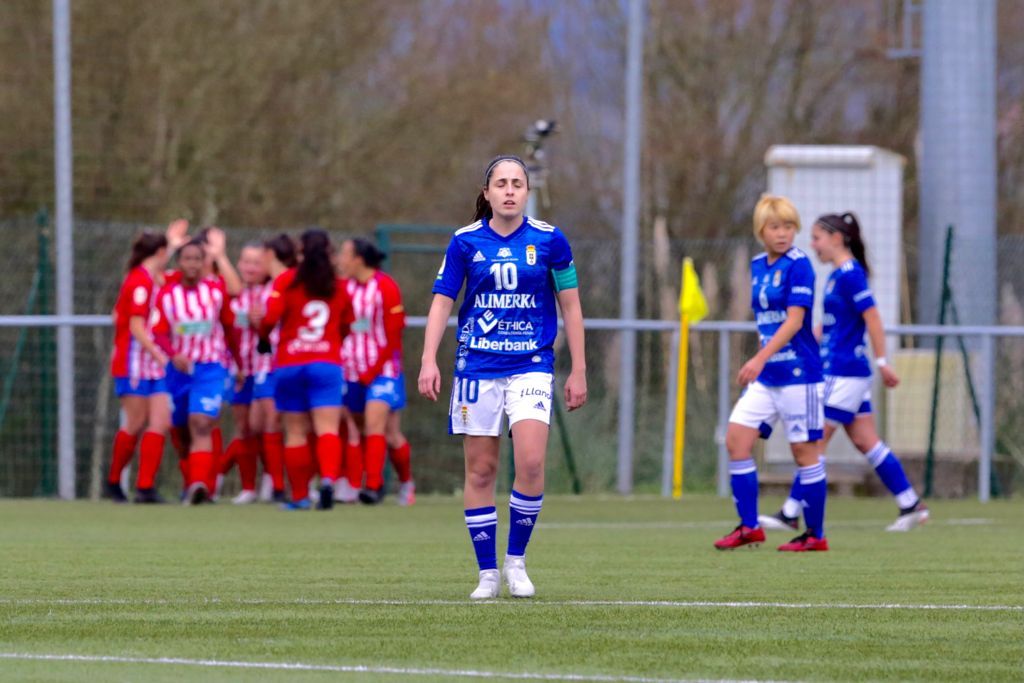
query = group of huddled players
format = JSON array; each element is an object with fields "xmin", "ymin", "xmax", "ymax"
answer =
[{"xmin": 106, "ymin": 221, "xmax": 414, "ymax": 509}]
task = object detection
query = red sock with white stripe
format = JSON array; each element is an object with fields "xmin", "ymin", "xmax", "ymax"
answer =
[
  {"xmin": 135, "ymin": 431, "xmax": 165, "ymax": 490},
  {"xmin": 364, "ymin": 434, "xmax": 387, "ymax": 490},
  {"xmin": 108, "ymin": 430, "xmax": 138, "ymax": 484}
]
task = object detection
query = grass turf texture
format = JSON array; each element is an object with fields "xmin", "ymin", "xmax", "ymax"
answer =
[{"xmin": 0, "ymin": 495, "xmax": 1021, "ymax": 682}]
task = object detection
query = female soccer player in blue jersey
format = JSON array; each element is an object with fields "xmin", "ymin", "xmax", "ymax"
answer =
[
  {"xmin": 716, "ymin": 195, "xmax": 828, "ymax": 552},
  {"xmin": 418, "ymin": 155, "xmax": 587, "ymax": 599},
  {"xmin": 759, "ymin": 212, "xmax": 928, "ymax": 533}
]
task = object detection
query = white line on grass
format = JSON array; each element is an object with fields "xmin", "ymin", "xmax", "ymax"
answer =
[
  {"xmin": 0, "ymin": 652, "xmax": 788, "ymax": 683},
  {"xmin": 2, "ymin": 597, "xmax": 1021, "ymax": 611}
]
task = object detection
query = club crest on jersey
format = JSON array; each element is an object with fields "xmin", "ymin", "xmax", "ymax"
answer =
[
  {"xmin": 497, "ymin": 247, "xmax": 513, "ymax": 259},
  {"xmin": 772, "ymin": 270, "xmax": 782, "ymax": 287},
  {"xmin": 526, "ymin": 245, "xmax": 537, "ymax": 265}
]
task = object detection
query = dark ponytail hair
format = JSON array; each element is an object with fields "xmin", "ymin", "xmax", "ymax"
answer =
[
  {"xmin": 472, "ymin": 154, "xmax": 530, "ymax": 222},
  {"xmin": 126, "ymin": 232, "xmax": 168, "ymax": 271},
  {"xmin": 264, "ymin": 233, "xmax": 298, "ymax": 268},
  {"xmin": 349, "ymin": 237, "xmax": 386, "ymax": 269},
  {"xmin": 817, "ymin": 212, "xmax": 870, "ymax": 277},
  {"xmin": 293, "ymin": 229, "xmax": 336, "ymax": 298}
]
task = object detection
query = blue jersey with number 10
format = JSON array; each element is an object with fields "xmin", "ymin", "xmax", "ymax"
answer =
[
  {"xmin": 432, "ymin": 216, "xmax": 575, "ymax": 379},
  {"xmin": 750, "ymin": 247, "xmax": 822, "ymax": 386}
]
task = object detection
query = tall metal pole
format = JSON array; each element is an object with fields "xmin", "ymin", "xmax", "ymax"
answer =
[
  {"xmin": 918, "ymin": 0, "xmax": 996, "ymax": 328},
  {"xmin": 53, "ymin": 0, "xmax": 76, "ymax": 499},
  {"xmin": 616, "ymin": 0, "xmax": 644, "ymax": 495}
]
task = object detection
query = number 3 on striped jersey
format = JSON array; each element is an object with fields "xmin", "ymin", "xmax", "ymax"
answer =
[
  {"xmin": 298, "ymin": 300, "xmax": 330, "ymax": 342},
  {"xmin": 489, "ymin": 262, "xmax": 517, "ymax": 291}
]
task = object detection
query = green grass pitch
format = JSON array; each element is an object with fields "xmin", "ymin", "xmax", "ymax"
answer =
[{"xmin": 1, "ymin": 494, "xmax": 1021, "ymax": 682}]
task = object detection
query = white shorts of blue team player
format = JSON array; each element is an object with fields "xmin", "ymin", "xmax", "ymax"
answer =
[
  {"xmin": 449, "ymin": 372, "xmax": 554, "ymax": 436},
  {"xmin": 729, "ymin": 381, "xmax": 825, "ymax": 443},
  {"xmin": 823, "ymin": 375, "xmax": 873, "ymax": 426}
]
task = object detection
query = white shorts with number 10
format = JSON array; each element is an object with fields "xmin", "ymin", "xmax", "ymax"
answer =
[{"xmin": 449, "ymin": 372, "xmax": 554, "ymax": 436}]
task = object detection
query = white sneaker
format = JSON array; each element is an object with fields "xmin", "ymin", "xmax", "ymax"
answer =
[
  {"xmin": 212, "ymin": 474, "xmax": 224, "ymax": 502},
  {"xmin": 502, "ymin": 555, "xmax": 535, "ymax": 598},
  {"xmin": 469, "ymin": 569, "xmax": 501, "ymax": 600},
  {"xmin": 333, "ymin": 478, "xmax": 360, "ymax": 503},
  {"xmin": 258, "ymin": 473, "xmax": 274, "ymax": 502},
  {"xmin": 886, "ymin": 505, "xmax": 930, "ymax": 532},
  {"xmin": 231, "ymin": 489, "xmax": 258, "ymax": 505},
  {"xmin": 397, "ymin": 480, "xmax": 416, "ymax": 506}
]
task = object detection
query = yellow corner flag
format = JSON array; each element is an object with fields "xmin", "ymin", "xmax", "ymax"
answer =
[{"xmin": 673, "ymin": 257, "xmax": 707, "ymax": 499}]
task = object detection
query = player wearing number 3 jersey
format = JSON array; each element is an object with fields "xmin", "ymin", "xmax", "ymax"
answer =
[
  {"xmin": 419, "ymin": 155, "xmax": 587, "ymax": 600},
  {"xmin": 256, "ymin": 230, "xmax": 353, "ymax": 510}
]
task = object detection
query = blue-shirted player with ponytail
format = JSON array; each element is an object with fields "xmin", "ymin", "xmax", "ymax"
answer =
[
  {"xmin": 419, "ymin": 155, "xmax": 587, "ymax": 599},
  {"xmin": 760, "ymin": 212, "xmax": 928, "ymax": 533},
  {"xmin": 716, "ymin": 195, "xmax": 829, "ymax": 552}
]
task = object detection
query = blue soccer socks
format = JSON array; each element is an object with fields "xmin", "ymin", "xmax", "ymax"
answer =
[
  {"xmin": 507, "ymin": 490, "xmax": 543, "ymax": 557},
  {"xmin": 866, "ymin": 441, "xmax": 919, "ymax": 512},
  {"xmin": 464, "ymin": 506, "xmax": 498, "ymax": 571},
  {"xmin": 729, "ymin": 459, "xmax": 759, "ymax": 529},
  {"xmin": 798, "ymin": 461, "xmax": 827, "ymax": 538}
]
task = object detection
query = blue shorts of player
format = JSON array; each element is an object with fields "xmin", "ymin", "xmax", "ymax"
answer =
[
  {"xmin": 165, "ymin": 362, "xmax": 230, "ymax": 427},
  {"xmin": 114, "ymin": 376, "xmax": 168, "ymax": 398},
  {"xmin": 342, "ymin": 374, "xmax": 406, "ymax": 413},
  {"xmin": 274, "ymin": 362, "xmax": 343, "ymax": 413},
  {"xmin": 230, "ymin": 371, "xmax": 279, "ymax": 406}
]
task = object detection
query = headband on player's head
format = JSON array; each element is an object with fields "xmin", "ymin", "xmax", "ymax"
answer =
[{"xmin": 483, "ymin": 155, "xmax": 530, "ymax": 188}]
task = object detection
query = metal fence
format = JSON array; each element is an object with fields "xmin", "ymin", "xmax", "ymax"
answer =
[{"xmin": 1, "ymin": 216, "xmax": 1023, "ymax": 499}]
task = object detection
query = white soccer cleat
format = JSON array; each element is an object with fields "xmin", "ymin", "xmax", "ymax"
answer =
[
  {"xmin": 397, "ymin": 480, "xmax": 416, "ymax": 507},
  {"xmin": 333, "ymin": 478, "xmax": 360, "ymax": 503},
  {"xmin": 258, "ymin": 473, "xmax": 274, "ymax": 502},
  {"xmin": 502, "ymin": 556, "xmax": 535, "ymax": 598},
  {"xmin": 231, "ymin": 489, "xmax": 258, "ymax": 505},
  {"xmin": 757, "ymin": 511, "xmax": 800, "ymax": 532},
  {"xmin": 469, "ymin": 569, "xmax": 501, "ymax": 600},
  {"xmin": 886, "ymin": 505, "xmax": 930, "ymax": 532}
]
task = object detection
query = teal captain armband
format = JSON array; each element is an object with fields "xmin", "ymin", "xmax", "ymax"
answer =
[{"xmin": 551, "ymin": 263, "xmax": 578, "ymax": 292}]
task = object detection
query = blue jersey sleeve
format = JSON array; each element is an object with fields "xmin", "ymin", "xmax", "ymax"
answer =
[
  {"xmin": 785, "ymin": 258, "xmax": 815, "ymax": 309},
  {"xmin": 432, "ymin": 235, "xmax": 467, "ymax": 299},
  {"xmin": 549, "ymin": 229, "xmax": 574, "ymax": 270},
  {"xmin": 845, "ymin": 268, "xmax": 876, "ymax": 314}
]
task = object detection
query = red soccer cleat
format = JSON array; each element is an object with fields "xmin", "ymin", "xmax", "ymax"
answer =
[
  {"xmin": 714, "ymin": 525, "xmax": 766, "ymax": 550},
  {"xmin": 777, "ymin": 532, "xmax": 829, "ymax": 552}
]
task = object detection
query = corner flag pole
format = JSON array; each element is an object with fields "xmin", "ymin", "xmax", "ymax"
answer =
[{"xmin": 673, "ymin": 257, "xmax": 707, "ymax": 499}]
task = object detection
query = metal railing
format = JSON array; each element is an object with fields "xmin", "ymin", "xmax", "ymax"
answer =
[{"xmin": 1, "ymin": 314, "xmax": 1020, "ymax": 501}]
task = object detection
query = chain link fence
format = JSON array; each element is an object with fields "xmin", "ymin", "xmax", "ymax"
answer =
[{"xmin": 1, "ymin": 216, "xmax": 1023, "ymax": 498}]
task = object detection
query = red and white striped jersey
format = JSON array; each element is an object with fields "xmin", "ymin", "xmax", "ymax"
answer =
[
  {"xmin": 153, "ymin": 278, "xmax": 233, "ymax": 365},
  {"xmin": 110, "ymin": 266, "xmax": 165, "ymax": 381},
  {"xmin": 229, "ymin": 283, "xmax": 275, "ymax": 377},
  {"xmin": 341, "ymin": 271, "xmax": 405, "ymax": 382}
]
